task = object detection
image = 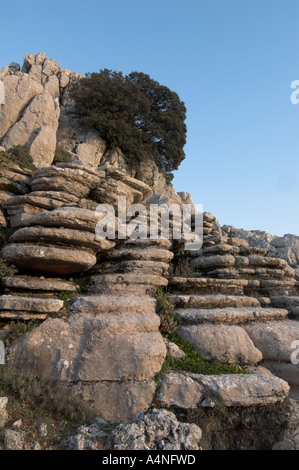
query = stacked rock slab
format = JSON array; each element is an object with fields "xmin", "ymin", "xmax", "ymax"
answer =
[
  {"xmin": 4, "ymin": 167, "xmax": 174, "ymax": 421},
  {"xmin": 0, "ymin": 161, "xmax": 32, "ymax": 229},
  {"xmin": 169, "ymin": 213, "xmax": 299, "ymax": 399}
]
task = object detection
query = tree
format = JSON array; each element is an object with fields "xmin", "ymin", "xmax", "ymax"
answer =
[{"xmin": 70, "ymin": 70, "xmax": 187, "ymax": 179}]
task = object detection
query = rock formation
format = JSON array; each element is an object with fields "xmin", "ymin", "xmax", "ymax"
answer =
[{"xmin": 0, "ymin": 52, "xmax": 298, "ymax": 449}]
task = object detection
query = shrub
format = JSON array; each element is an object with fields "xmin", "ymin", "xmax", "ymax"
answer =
[
  {"xmin": 53, "ymin": 146, "xmax": 74, "ymax": 164},
  {"xmin": 70, "ymin": 70, "xmax": 187, "ymax": 180},
  {"xmin": 155, "ymin": 288, "xmax": 180, "ymax": 335},
  {"xmin": 0, "ymin": 145, "xmax": 36, "ymax": 171},
  {"xmin": 4, "ymin": 320, "xmax": 40, "ymax": 347},
  {"xmin": 0, "ymin": 257, "xmax": 18, "ymax": 279},
  {"xmin": 0, "ymin": 366, "xmax": 96, "ymax": 426}
]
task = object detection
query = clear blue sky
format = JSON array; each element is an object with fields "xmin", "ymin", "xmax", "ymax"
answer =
[{"xmin": 1, "ymin": 0, "xmax": 298, "ymax": 236}]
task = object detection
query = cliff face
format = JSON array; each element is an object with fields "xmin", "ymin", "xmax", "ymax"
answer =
[{"xmin": 0, "ymin": 52, "xmax": 188, "ymax": 206}]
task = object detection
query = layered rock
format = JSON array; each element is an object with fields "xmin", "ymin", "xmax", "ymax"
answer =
[
  {"xmin": 3, "ymin": 168, "xmax": 175, "ymax": 421},
  {"xmin": 169, "ymin": 212, "xmax": 299, "ymax": 399}
]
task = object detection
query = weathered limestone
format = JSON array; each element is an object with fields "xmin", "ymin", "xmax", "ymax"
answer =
[
  {"xmin": 0, "ymin": 74, "xmax": 43, "ymax": 138},
  {"xmin": 175, "ymin": 307, "xmax": 288, "ymax": 325},
  {"xmin": 244, "ymin": 321, "xmax": 299, "ymax": 362},
  {"xmin": 0, "ymin": 295, "xmax": 63, "ymax": 313},
  {"xmin": 158, "ymin": 373, "xmax": 205, "ymax": 409},
  {"xmin": 189, "ymin": 374, "xmax": 290, "ymax": 407},
  {"xmin": 0, "ymin": 397, "xmax": 8, "ymax": 428},
  {"xmin": 2, "ymin": 276, "xmax": 77, "ymax": 292},
  {"xmin": 112, "ymin": 409, "xmax": 203, "ymax": 450},
  {"xmin": 2, "ymin": 244, "xmax": 97, "ymax": 274},
  {"xmin": 157, "ymin": 372, "xmax": 290, "ymax": 408},
  {"xmin": 1, "ymin": 90, "xmax": 60, "ymax": 168},
  {"xmin": 178, "ymin": 324, "xmax": 263, "ymax": 365},
  {"xmin": 31, "ymin": 166, "xmax": 104, "ymax": 197}
]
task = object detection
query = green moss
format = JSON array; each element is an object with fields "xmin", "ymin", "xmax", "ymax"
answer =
[
  {"xmin": 155, "ymin": 288, "xmax": 180, "ymax": 335},
  {"xmin": 155, "ymin": 332, "xmax": 248, "ymax": 381}
]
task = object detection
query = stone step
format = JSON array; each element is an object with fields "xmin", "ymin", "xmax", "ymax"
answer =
[
  {"xmin": 88, "ymin": 273, "xmax": 168, "ymax": 296},
  {"xmin": 158, "ymin": 372, "xmax": 289, "ymax": 408},
  {"xmin": 244, "ymin": 320, "xmax": 299, "ymax": 362},
  {"xmin": 2, "ymin": 276, "xmax": 78, "ymax": 292},
  {"xmin": 205, "ymin": 266, "xmax": 295, "ymax": 280},
  {"xmin": 0, "ymin": 295, "xmax": 64, "ymax": 313},
  {"xmin": 189, "ymin": 373, "xmax": 289, "ymax": 407},
  {"xmin": 175, "ymin": 307, "xmax": 289, "ymax": 325},
  {"xmin": 270, "ymin": 296, "xmax": 299, "ymax": 317},
  {"xmin": 123, "ymin": 238, "xmax": 172, "ymax": 250},
  {"xmin": 259, "ymin": 279, "xmax": 299, "ymax": 296},
  {"xmin": 168, "ymin": 277, "xmax": 260, "ymax": 295},
  {"xmin": 178, "ymin": 324, "xmax": 263, "ymax": 365},
  {"xmin": 70, "ymin": 295, "xmax": 156, "ymax": 315},
  {"xmin": 2, "ymin": 244, "xmax": 97, "ymax": 275},
  {"xmin": 10, "ymin": 226, "xmax": 116, "ymax": 254},
  {"xmin": 105, "ymin": 247, "xmax": 174, "ymax": 263},
  {"xmin": 102, "ymin": 260, "xmax": 170, "ymax": 277},
  {"xmin": 0, "ymin": 311, "xmax": 48, "ymax": 321},
  {"xmin": 171, "ymin": 294, "xmax": 261, "ymax": 309},
  {"xmin": 263, "ymin": 362, "xmax": 299, "ymax": 387}
]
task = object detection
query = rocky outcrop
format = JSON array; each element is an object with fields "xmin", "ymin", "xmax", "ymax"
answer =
[
  {"xmin": 0, "ymin": 52, "xmax": 194, "ymax": 208},
  {"xmin": 222, "ymin": 225, "xmax": 299, "ymax": 276},
  {"xmin": 112, "ymin": 409, "xmax": 202, "ymax": 450}
]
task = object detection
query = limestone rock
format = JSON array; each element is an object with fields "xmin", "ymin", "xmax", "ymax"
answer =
[
  {"xmin": 158, "ymin": 373, "xmax": 204, "ymax": 409},
  {"xmin": 244, "ymin": 321, "xmax": 299, "ymax": 362},
  {"xmin": 190, "ymin": 374, "xmax": 290, "ymax": 407},
  {"xmin": 1, "ymin": 90, "xmax": 60, "ymax": 168},
  {"xmin": 27, "ymin": 206, "xmax": 106, "ymax": 233},
  {"xmin": 112, "ymin": 409, "xmax": 202, "ymax": 450},
  {"xmin": 2, "ymin": 244, "xmax": 97, "ymax": 274},
  {"xmin": 2, "ymin": 276, "xmax": 77, "ymax": 292},
  {"xmin": 10, "ymin": 226, "xmax": 115, "ymax": 254},
  {"xmin": 0, "ymin": 295, "xmax": 64, "ymax": 313},
  {"xmin": 0, "ymin": 74, "xmax": 43, "ymax": 139},
  {"xmin": 4, "ymin": 429, "xmax": 25, "ymax": 450},
  {"xmin": 0, "ymin": 397, "xmax": 8, "ymax": 428},
  {"xmin": 178, "ymin": 324, "xmax": 263, "ymax": 365}
]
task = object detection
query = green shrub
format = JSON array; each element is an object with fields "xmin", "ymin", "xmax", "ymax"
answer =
[
  {"xmin": 53, "ymin": 146, "xmax": 73, "ymax": 164},
  {"xmin": 4, "ymin": 320, "xmax": 40, "ymax": 347},
  {"xmin": 0, "ymin": 257, "xmax": 18, "ymax": 278},
  {"xmin": 155, "ymin": 288, "xmax": 180, "ymax": 335},
  {"xmin": 0, "ymin": 366, "xmax": 96, "ymax": 426},
  {"xmin": 0, "ymin": 145, "xmax": 36, "ymax": 171}
]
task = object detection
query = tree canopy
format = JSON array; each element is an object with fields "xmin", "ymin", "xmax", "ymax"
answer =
[{"xmin": 70, "ymin": 70, "xmax": 187, "ymax": 180}]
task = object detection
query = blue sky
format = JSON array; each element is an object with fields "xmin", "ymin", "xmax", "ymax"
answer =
[{"xmin": 1, "ymin": 0, "xmax": 298, "ymax": 236}]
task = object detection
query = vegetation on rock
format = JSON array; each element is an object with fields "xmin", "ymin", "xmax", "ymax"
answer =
[
  {"xmin": 0, "ymin": 146, "xmax": 36, "ymax": 171},
  {"xmin": 53, "ymin": 146, "xmax": 74, "ymax": 164},
  {"xmin": 70, "ymin": 69, "xmax": 187, "ymax": 180}
]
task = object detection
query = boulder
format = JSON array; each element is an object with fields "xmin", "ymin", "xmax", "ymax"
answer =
[
  {"xmin": 2, "ymin": 244, "xmax": 97, "ymax": 274},
  {"xmin": 1, "ymin": 90, "xmax": 60, "ymax": 168},
  {"xmin": 158, "ymin": 373, "xmax": 204, "ymax": 409},
  {"xmin": 178, "ymin": 324, "xmax": 263, "ymax": 365},
  {"xmin": 112, "ymin": 409, "xmax": 202, "ymax": 450},
  {"xmin": 0, "ymin": 74, "xmax": 43, "ymax": 138},
  {"xmin": 0, "ymin": 397, "xmax": 8, "ymax": 428},
  {"xmin": 244, "ymin": 321, "xmax": 299, "ymax": 362},
  {"xmin": 189, "ymin": 374, "xmax": 290, "ymax": 407}
]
